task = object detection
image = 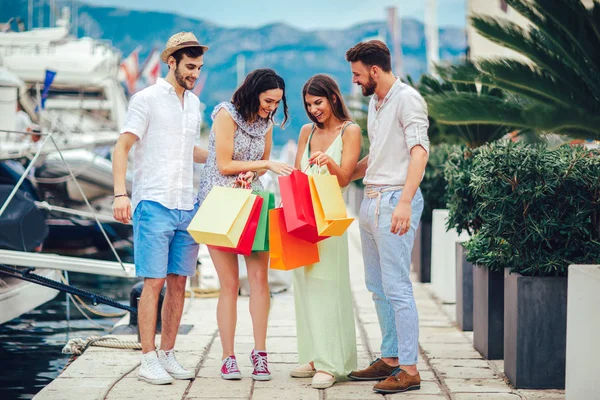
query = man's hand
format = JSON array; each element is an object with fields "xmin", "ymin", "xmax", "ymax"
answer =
[
  {"xmin": 391, "ymin": 200, "xmax": 411, "ymax": 235},
  {"xmin": 113, "ymin": 196, "xmax": 132, "ymax": 224}
]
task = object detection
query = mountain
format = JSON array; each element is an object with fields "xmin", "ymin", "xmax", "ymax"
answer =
[{"xmin": 1, "ymin": 1, "xmax": 466, "ymax": 145}]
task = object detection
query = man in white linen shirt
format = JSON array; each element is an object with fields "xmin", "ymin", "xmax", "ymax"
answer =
[
  {"xmin": 345, "ymin": 40, "xmax": 430, "ymax": 394},
  {"xmin": 112, "ymin": 32, "xmax": 210, "ymax": 385}
]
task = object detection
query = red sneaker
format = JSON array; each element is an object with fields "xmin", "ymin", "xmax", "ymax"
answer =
[
  {"xmin": 250, "ymin": 350, "xmax": 271, "ymax": 381},
  {"xmin": 221, "ymin": 355, "xmax": 242, "ymax": 380}
]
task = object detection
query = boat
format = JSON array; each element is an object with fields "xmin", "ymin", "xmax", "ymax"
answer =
[{"xmin": 0, "ymin": 8, "xmax": 135, "ymax": 324}]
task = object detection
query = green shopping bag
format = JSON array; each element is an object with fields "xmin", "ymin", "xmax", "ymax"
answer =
[{"xmin": 252, "ymin": 191, "xmax": 276, "ymax": 251}]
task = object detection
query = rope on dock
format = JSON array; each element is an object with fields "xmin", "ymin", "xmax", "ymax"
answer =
[
  {"xmin": 62, "ymin": 336, "xmax": 142, "ymax": 356},
  {"xmin": 186, "ymin": 287, "xmax": 220, "ymax": 298}
]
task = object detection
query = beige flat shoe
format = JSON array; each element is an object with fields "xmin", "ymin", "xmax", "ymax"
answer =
[
  {"xmin": 311, "ymin": 371, "xmax": 336, "ymax": 389},
  {"xmin": 290, "ymin": 363, "xmax": 316, "ymax": 378}
]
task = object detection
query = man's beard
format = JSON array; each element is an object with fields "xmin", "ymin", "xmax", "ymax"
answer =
[
  {"xmin": 175, "ymin": 66, "xmax": 195, "ymax": 90},
  {"xmin": 361, "ymin": 77, "xmax": 376, "ymax": 96}
]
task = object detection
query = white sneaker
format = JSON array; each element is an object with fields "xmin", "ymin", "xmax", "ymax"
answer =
[
  {"xmin": 138, "ymin": 351, "xmax": 175, "ymax": 385},
  {"xmin": 157, "ymin": 349, "xmax": 195, "ymax": 380}
]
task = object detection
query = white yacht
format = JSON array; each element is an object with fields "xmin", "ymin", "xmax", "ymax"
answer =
[{"xmin": 0, "ymin": 7, "xmax": 127, "ymax": 133}]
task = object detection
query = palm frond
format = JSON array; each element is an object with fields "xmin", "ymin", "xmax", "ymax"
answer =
[
  {"xmin": 427, "ymin": 93, "xmax": 529, "ymax": 127},
  {"xmin": 436, "ymin": 62, "xmax": 484, "ymax": 85},
  {"xmin": 426, "ymin": 93, "xmax": 600, "ymax": 138},
  {"xmin": 507, "ymin": 0, "xmax": 600, "ymax": 75},
  {"xmin": 530, "ymin": 0, "xmax": 600, "ymax": 70},
  {"xmin": 476, "ymin": 59, "xmax": 596, "ymax": 109},
  {"xmin": 591, "ymin": 1, "xmax": 600, "ymax": 44},
  {"xmin": 470, "ymin": 15, "xmax": 594, "ymax": 97}
]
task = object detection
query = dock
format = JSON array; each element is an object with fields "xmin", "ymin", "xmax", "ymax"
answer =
[{"xmin": 34, "ymin": 223, "xmax": 565, "ymax": 400}]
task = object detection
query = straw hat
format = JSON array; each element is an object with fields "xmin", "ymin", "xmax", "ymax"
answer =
[{"xmin": 160, "ymin": 32, "xmax": 209, "ymax": 63}]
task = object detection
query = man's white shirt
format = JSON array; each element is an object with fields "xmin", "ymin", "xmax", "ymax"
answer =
[{"xmin": 120, "ymin": 78, "xmax": 201, "ymax": 211}]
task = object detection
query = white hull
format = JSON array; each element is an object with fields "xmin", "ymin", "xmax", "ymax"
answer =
[{"xmin": 0, "ymin": 268, "xmax": 60, "ymax": 325}]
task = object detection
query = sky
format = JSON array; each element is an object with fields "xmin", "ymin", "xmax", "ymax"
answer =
[{"xmin": 84, "ymin": 0, "xmax": 467, "ymax": 30}]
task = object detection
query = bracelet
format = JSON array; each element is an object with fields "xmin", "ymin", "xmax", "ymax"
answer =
[
  {"xmin": 252, "ymin": 171, "xmax": 259, "ymax": 182},
  {"xmin": 114, "ymin": 194, "xmax": 128, "ymax": 198}
]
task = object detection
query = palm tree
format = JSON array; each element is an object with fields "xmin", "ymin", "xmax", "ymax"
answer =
[
  {"xmin": 425, "ymin": 0, "xmax": 600, "ymax": 139},
  {"xmin": 418, "ymin": 70, "xmax": 513, "ymax": 148}
]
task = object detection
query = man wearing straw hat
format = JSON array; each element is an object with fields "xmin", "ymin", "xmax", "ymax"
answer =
[{"xmin": 112, "ymin": 32, "xmax": 209, "ymax": 385}]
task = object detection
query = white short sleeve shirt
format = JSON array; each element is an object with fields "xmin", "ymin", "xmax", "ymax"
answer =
[{"xmin": 120, "ymin": 78, "xmax": 201, "ymax": 211}]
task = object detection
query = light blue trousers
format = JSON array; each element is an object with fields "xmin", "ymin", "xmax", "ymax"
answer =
[{"xmin": 359, "ymin": 187, "xmax": 424, "ymax": 365}]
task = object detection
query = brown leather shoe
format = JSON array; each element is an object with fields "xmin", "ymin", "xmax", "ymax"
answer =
[
  {"xmin": 347, "ymin": 358, "xmax": 397, "ymax": 381},
  {"xmin": 373, "ymin": 369, "xmax": 421, "ymax": 394}
]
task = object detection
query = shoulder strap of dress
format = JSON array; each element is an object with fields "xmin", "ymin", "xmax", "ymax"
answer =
[
  {"xmin": 307, "ymin": 123, "xmax": 317, "ymax": 152},
  {"xmin": 340, "ymin": 121, "xmax": 357, "ymax": 136}
]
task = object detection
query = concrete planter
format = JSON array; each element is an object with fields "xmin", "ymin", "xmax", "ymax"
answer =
[
  {"xmin": 455, "ymin": 242, "xmax": 473, "ymax": 331},
  {"xmin": 504, "ymin": 271, "xmax": 568, "ymax": 389},
  {"xmin": 566, "ymin": 265, "xmax": 600, "ymax": 399},
  {"xmin": 411, "ymin": 222, "xmax": 432, "ymax": 283},
  {"xmin": 473, "ymin": 266, "xmax": 504, "ymax": 359},
  {"xmin": 430, "ymin": 209, "xmax": 469, "ymax": 303}
]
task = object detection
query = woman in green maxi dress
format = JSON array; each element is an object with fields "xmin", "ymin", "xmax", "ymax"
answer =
[{"xmin": 290, "ymin": 74, "xmax": 362, "ymax": 389}]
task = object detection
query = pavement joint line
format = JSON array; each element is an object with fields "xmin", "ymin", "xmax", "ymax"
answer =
[
  {"xmin": 420, "ymin": 284, "xmax": 466, "ymax": 400},
  {"xmin": 180, "ymin": 327, "xmax": 220, "ymax": 400},
  {"xmin": 419, "ymin": 343, "xmax": 453, "ymax": 400}
]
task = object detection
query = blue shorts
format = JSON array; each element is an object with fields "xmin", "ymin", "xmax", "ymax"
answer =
[{"xmin": 132, "ymin": 200, "xmax": 200, "ymax": 278}]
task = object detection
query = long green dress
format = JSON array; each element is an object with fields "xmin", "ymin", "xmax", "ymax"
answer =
[{"xmin": 293, "ymin": 123, "xmax": 357, "ymax": 380}]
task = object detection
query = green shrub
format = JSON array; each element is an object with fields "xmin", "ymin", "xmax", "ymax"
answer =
[
  {"xmin": 465, "ymin": 141, "xmax": 600, "ymax": 276},
  {"xmin": 464, "ymin": 230, "xmax": 512, "ymax": 272},
  {"xmin": 421, "ymin": 144, "xmax": 453, "ymax": 222},
  {"xmin": 444, "ymin": 145, "xmax": 482, "ymax": 235}
]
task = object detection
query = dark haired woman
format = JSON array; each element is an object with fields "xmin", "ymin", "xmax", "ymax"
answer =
[
  {"xmin": 197, "ymin": 68, "xmax": 294, "ymax": 381},
  {"xmin": 289, "ymin": 74, "xmax": 361, "ymax": 388}
]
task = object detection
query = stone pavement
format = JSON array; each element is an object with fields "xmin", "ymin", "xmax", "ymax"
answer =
[{"xmin": 35, "ymin": 223, "xmax": 565, "ymax": 400}]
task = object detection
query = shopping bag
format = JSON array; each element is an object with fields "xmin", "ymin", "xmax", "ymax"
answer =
[
  {"xmin": 269, "ymin": 208, "xmax": 320, "ymax": 271},
  {"xmin": 309, "ymin": 174, "xmax": 354, "ymax": 236},
  {"xmin": 187, "ymin": 186, "xmax": 255, "ymax": 247},
  {"xmin": 252, "ymin": 191, "xmax": 275, "ymax": 252},
  {"xmin": 209, "ymin": 194, "xmax": 263, "ymax": 256},
  {"xmin": 278, "ymin": 170, "xmax": 328, "ymax": 243}
]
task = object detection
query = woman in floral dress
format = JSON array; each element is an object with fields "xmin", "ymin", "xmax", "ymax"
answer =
[{"xmin": 197, "ymin": 69, "xmax": 294, "ymax": 381}]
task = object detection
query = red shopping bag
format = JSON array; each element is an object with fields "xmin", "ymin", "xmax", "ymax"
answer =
[
  {"xmin": 278, "ymin": 170, "xmax": 328, "ymax": 243},
  {"xmin": 209, "ymin": 195, "xmax": 264, "ymax": 256}
]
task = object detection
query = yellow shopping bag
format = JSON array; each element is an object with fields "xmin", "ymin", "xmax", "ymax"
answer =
[
  {"xmin": 187, "ymin": 186, "xmax": 256, "ymax": 247},
  {"xmin": 308, "ymin": 174, "xmax": 354, "ymax": 236}
]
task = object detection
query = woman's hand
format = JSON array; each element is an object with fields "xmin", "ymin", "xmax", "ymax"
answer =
[
  {"xmin": 267, "ymin": 161, "xmax": 295, "ymax": 176},
  {"xmin": 308, "ymin": 151, "xmax": 333, "ymax": 168},
  {"xmin": 235, "ymin": 172, "xmax": 255, "ymax": 188}
]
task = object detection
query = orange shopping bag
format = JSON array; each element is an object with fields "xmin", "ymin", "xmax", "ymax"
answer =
[
  {"xmin": 308, "ymin": 174, "xmax": 354, "ymax": 236},
  {"xmin": 268, "ymin": 208, "xmax": 320, "ymax": 271}
]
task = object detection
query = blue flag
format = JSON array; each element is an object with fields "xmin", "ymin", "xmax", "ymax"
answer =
[{"xmin": 36, "ymin": 69, "xmax": 56, "ymax": 112}]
